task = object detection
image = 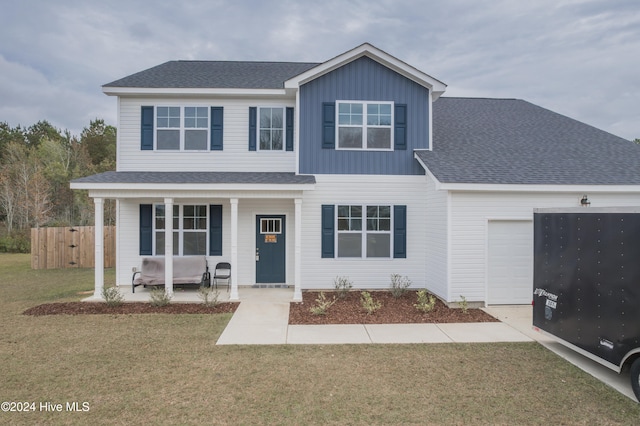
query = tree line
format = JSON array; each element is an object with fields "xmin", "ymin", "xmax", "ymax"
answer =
[{"xmin": 0, "ymin": 119, "xmax": 116, "ymax": 252}]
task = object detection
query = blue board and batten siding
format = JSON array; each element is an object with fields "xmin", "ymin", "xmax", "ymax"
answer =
[{"xmin": 299, "ymin": 56, "xmax": 430, "ymax": 175}]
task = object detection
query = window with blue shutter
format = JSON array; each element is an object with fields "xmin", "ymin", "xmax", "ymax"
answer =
[
  {"xmin": 248, "ymin": 107, "xmax": 257, "ymax": 151},
  {"xmin": 210, "ymin": 107, "xmax": 223, "ymax": 150},
  {"xmin": 322, "ymin": 102, "xmax": 335, "ymax": 149},
  {"xmin": 286, "ymin": 107, "xmax": 294, "ymax": 151},
  {"xmin": 209, "ymin": 205, "xmax": 223, "ymax": 256},
  {"xmin": 140, "ymin": 106, "xmax": 154, "ymax": 150},
  {"xmin": 321, "ymin": 205, "xmax": 335, "ymax": 258},
  {"xmin": 394, "ymin": 104, "xmax": 407, "ymax": 150},
  {"xmin": 139, "ymin": 204, "xmax": 153, "ymax": 255},
  {"xmin": 393, "ymin": 205, "xmax": 407, "ymax": 258}
]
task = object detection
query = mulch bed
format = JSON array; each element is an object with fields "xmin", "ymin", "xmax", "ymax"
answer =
[
  {"xmin": 289, "ymin": 291, "xmax": 499, "ymax": 324},
  {"xmin": 23, "ymin": 302, "xmax": 239, "ymax": 316}
]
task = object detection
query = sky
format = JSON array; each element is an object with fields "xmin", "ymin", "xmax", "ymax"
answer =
[{"xmin": 0, "ymin": 0, "xmax": 638, "ymax": 140}]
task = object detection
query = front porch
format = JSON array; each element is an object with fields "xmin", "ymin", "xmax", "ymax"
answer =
[{"xmin": 70, "ymin": 171, "xmax": 316, "ymax": 303}]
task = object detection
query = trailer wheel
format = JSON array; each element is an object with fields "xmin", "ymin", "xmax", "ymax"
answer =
[{"xmin": 631, "ymin": 358, "xmax": 640, "ymax": 402}]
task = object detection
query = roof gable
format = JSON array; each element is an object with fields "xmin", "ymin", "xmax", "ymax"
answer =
[
  {"xmin": 416, "ymin": 98, "xmax": 640, "ymax": 186},
  {"xmin": 285, "ymin": 43, "xmax": 447, "ymax": 98}
]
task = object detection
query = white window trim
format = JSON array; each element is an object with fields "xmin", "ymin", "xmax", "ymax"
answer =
[
  {"xmin": 257, "ymin": 106, "xmax": 286, "ymax": 152},
  {"xmin": 260, "ymin": 218, "xmax": 282, "ymax": 234},
  {"xmin": 335, "ymin": 204, "xmax": 393, "ymax": 259},
  {"xmin": 335, "ymin": 100, "xmax": 394, "ymax": 151},
  {"xmin": 153, "ymin": 204, "xmax": 209, "ymax": 256},
  {"xmin": 155, "ymin": 105, "xmax": 210, "ymax": 152}
]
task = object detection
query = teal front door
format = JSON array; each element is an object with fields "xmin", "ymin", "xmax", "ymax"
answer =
[{"xmin": 256, "ymin": 215, "xmax": 286, "ymax": 283}]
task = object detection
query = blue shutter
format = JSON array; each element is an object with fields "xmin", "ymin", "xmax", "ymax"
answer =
[
  {"xmin": 321, "ymin": 205, "xmax": 335, "ymax": 258},
  {"xmin": 141, "ymin": 106, "xmax": 154, "ymax": 150},
  {"xmin": 322, "ymin": 102, "xmax": 335, "ymax": 149},
  {"xmin": 248, "ymin": 107, "xmax": 257, "ymax": 151},
  {"xmin": 209, "ymin": 205, "xmax": 223, "ymax": 256},
  {"xmin": 394, "ymin": 104, "xmax": 407, "ymax": 150},
  {"xmin": 139, "ymin": 204, "xmax": 153, "ymax": 255},
  {"xmin": 210, "ymin": 107, "xmax": 223, "ymax": 150},
  {"xmin": 286, "ymin": 107, "xmax": 294, "ymax": 151},
  {"xmin": 393, "ymin": 205, "xmax": 407, "ymax": 258}
]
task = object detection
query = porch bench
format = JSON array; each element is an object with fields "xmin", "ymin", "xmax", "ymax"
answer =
[{"xmin": 131, "ymin": 257, "xmax": 210, "ymax": 293}]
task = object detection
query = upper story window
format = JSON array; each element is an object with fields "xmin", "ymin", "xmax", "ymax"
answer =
[
  {"xmin": 156, "ymin": 106, "xmax": 209, "ymax": 151},
  {"xmin": 258, "ymin": 107, "xmax": 284, "ymax": 150},
  {"xmin": 337, "ymin": 101, "xmax": 393, "ymax": 150},
  {"xmin": 141, "ymin": 106, "xmax": 223, "ymax": 152}
]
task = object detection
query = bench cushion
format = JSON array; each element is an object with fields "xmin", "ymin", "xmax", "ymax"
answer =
[{"xmin": 133, "ymin": 257, "xmax": 207, "ymax": 286}]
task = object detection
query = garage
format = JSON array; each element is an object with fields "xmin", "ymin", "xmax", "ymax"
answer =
[{"xmin": 487, "ymin": 220, "xmax": 533, "ymax": 304}]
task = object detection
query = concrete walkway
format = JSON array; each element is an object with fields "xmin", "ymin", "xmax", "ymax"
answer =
[
  {"xmin": 216, "ymin": 290, "xmax": 636, "ymax": 402},
  {"xmin": 215, "ymin": 288, "xmax": 531, "ymax": 345}
]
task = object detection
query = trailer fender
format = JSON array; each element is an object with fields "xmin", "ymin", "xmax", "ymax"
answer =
[{"xmin": 620, "ymin": 349, "xmax": 640, "ymax": 370}]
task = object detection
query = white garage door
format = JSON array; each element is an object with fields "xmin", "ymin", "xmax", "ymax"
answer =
[{"xmin": 487, "ymin": 220, "xmax": 533, "ymax": 305}]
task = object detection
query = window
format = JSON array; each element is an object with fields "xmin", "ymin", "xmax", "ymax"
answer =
[
  {"xmin": 156, "ymin": 106, "xmax": 209, "ymax": 151},
  {"xmin": 336, "ymin": 205, "xmax": 391, "ymax": 258},
  {"xmin": 154, "ymin": 204, "xmax": 208, "ymax": 255},
  {"xmin": 184, "ymin": 107, "xmax": 208, "ymax": 150},
  {"xmin": 337, "ymin": 101, "xmax": 393, "ymax": 150},
  {"xmin": 156, "ymin": 107, "xmax": 180, "ymax": 150},
  {"xmin": 260, "ymin": 218, "xmax": 282, "ymax": 234},
  {"xmin": 258, "ymin": 107, "xmax": 284, "ymax": 150}
]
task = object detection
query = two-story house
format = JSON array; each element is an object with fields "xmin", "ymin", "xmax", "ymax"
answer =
[{"xmin": 72, "ymin": 43, "xmax": 640, "ymax": 305}]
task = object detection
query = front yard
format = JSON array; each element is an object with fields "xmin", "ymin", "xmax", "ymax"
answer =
[{"xmin": 0, "ymin": 254, "xmax": 638, "ymax": 425}]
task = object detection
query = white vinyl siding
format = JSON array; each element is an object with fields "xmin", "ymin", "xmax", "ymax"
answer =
[
  {"xmin": 300, "ymin": 175, "xmax": 427, "ymax": 290},
  {"xmin": 114, "ymin": 198, "xmax": 295, "ymax": 287},
  {"xmin": 424, "ymin": 172, "xmax": 448, "ymax": 301},
  {"xmin": 445, "ymin": 190, "xmax": 640, "ymax": 304},
  {"xmin": 117, "ymin": 97, "xmax": 295, "ymax": 172}
]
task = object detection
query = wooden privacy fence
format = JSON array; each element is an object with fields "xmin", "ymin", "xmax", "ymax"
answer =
[{"xmin": 31, "ymin": 226, "xmax": 116, "ymax": 269}]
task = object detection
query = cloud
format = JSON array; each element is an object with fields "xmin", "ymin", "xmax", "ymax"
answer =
[{"xmin": 0, "ymin": 0, "xmax": 638, "ymax": 139}]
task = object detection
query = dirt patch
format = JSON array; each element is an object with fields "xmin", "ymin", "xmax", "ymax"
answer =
[
  {"xmin": 289, "ymin": 291, "xmax": 498, "ymax": 324},
  {"xmin": 23, "ymin": 302, "xmax": 239, "ymax": 316}
]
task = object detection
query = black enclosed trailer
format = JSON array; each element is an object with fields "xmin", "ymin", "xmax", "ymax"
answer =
[{"xmin": 532, "ymin": 208, "xmax": 640, "ymax": 402}]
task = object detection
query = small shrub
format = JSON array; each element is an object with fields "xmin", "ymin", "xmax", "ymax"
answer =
[
  {"xmin": 149, "ymin": 287, "xmax": 172, "ymax": 307},
  {"xmin": 198, "ymin": 286, "xmax": 220, "ymax": 308},
  {"xmin": 101, "ymin": 286, "xmax": 124, "ymax": 307},
  {"xmin": 309, "ymin": 291, "xmax": 336, "ymax": 315},
  {"xmin": 414, "ymin": 290, "xmax": 436, "ymax": 313},
  {"xmin": 389, "ymin": 274, "xmax": 412, "ymax": 298},
  {"xmin": 459, "ymin": 295, "xmax": 469, "ymax": 314},
  {"xmin": 0, "ymin": 232, "xmax": 31, "ymax": 253},
  {"xmin": 360, "ymin": 291, "xmax": 382, "ymax": 314},
  {"xmin": 334, "ymin": 276, "xmax": 353, "ymax": 299}
]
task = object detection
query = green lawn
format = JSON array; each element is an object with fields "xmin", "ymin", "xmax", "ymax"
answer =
[{"xmin": 0, "ymin": 253, "xmax": 638, "ymax": 425}]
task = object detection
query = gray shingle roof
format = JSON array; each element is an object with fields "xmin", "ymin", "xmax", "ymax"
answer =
[
  {"xmin": 417, "ymin": 97, "xmax": 640, "ymax": 185},
  {"xmin": 72, "ymin": 171, "xmax": 315, "ymax": 185},
  {"xmin": 103, "ymin": 61, "xmax": 320, "ymax": 89}
]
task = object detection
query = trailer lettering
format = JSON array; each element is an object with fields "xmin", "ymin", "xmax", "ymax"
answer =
[{"xmin": 534, "ymin": 288, "xmax": 558, "ymax": 302}]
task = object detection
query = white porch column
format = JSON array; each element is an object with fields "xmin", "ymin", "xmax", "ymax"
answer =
[
  {"xmin": 293, "ymin": 198, "xmax": 303, "ymax": 301},
  {"xmin": 94, "ymin": 197, "xmax": 104, "ymax": 299},
  {"xmin": 164, "ymin": 198, "xmax": 174, "ymax": 297},
  {"xmin": 230, "ymin": 198, "xmax": 239, "ymax": 300}
]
